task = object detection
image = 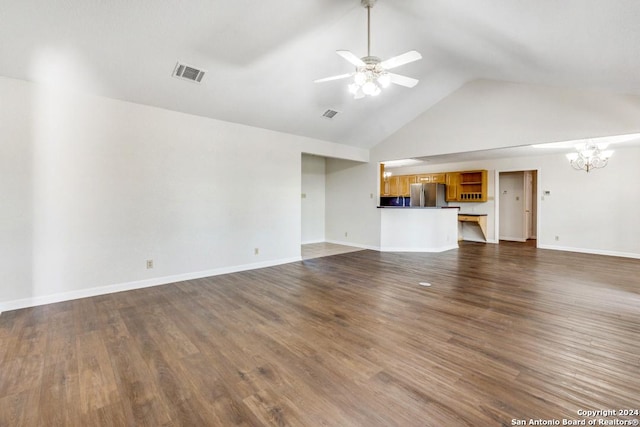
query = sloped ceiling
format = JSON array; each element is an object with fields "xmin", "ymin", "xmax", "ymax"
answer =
[{"xmin": 2, "ymin": 0, "xmax": 640, "ymax": 149}]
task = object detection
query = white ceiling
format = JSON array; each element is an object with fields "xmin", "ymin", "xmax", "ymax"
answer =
[
  {"xmin": 380, "ymin": 132, "xmax": 640, "ymax": 167},
  {"xmin": 3, "ymin": 0, "xmax": 640, "ymax": 149}
]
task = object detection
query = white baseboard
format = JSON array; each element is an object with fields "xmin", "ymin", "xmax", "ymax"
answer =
[
  {"xmin": 462, "ymin": 238, "xmax": 498, "ymax": 244},
  {"xmin": 325, "ymin": 239, "xmax": 460, "ymax": 253},
  {"xmin": 324, "ymin": 239, "xmax": 379, "ymax": 251},
  {"xmin": 499, "ymin": 236, "xmax": 527, "ymax": 242},
  {"xmin": 537, "ymin": 244, "xmax": 640, "ymax": 259},
  {"xmin": 379, "ymin": 243, "xmax": 459, "ymax": 253},
  {"xmin": 0, "ymin": 256, "xmax": 301, "ymax": 313},
  {"xmin": 301, "ymin": 239, "xmax": 325, "ymax": 244}
]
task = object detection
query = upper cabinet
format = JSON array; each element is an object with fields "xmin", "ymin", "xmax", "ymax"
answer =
[
  {"xmin": 381, "ymin": 167, "xmax": 488, "ymax": 202},
  {"xmin": 445, "ymin": 173, "xmax": 459, "ymax": 201},
  {"xmin": 382, "ymin": 175, "xmax": 414, "ymax": 196},
  {"xmin": 457, "ymin": 170, "xmax": 488, "ymax": 202},
  {"xmin": 380, "ymin": 164, "xmax": 415, "ymax": 197},
  {"xmin": 416, "ymin": 173, "xmax": 445, "ymax": 184}
]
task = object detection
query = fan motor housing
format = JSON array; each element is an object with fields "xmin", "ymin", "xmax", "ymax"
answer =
[
  {"xmin": 360, "ymin": 56, "xmax": 383, "ymax": 73},
  {"xmin": 361, "ymin": 0, "xmax": 377, "ymax": 8}
]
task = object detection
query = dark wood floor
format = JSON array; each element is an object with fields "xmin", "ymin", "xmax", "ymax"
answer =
[{"xmin": 1, "ymin": 242, "xmax": 639, "ymax": 426}]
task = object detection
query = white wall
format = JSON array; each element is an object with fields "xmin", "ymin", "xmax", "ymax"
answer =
[
  {"xmin": 385, "ymin": 147, "xmax": 640, "ymax": 257},
  {"xmin": 1, "ymin": 78, "xmax": 33, "ymax": 303},
  {"xmin": 326, "ymin": 80, "xmax": 640, "ymax": 258},
  {"xmin": 0, "ymin": 77, "xmax": 368, "ymax": 311},
  {"xmin": 325, "ymin": 159, "xmax": 380, "ymax": 249},
  {"xmin": 373, "ymin": 79, "xmax": 640, "ymax": 161},
  {"xmin": 301, "ymin": 154, "xmax": 325, "ymax": 243}
]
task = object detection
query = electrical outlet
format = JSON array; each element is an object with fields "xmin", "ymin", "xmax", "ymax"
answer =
[
  {"xmin": 254, "ymin": 248, "xmax": 259, "ymax": 255},
  {"xmin": 146, "ymin": 259, "xmax": 154, "ymax": 269}
]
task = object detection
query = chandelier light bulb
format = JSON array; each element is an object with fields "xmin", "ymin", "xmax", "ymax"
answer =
[
  {"xmin": 354, "ymin": 72, "xmax": 366, "ymax": 85},
  {"xmin": 348, "ymin": 83, "xmax": 359, "ymax": 94}
]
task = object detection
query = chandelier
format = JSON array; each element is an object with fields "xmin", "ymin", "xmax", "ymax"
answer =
[{"xmin": 566, "ymin": 141, "xmax": 613, "ymax": 172}]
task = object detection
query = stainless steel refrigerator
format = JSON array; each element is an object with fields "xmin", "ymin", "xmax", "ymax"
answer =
[{"xmin": 409, "ymin": 183, "xmax": 448, "ymax": 207}]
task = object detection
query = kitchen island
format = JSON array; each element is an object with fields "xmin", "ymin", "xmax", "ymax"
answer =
[{"xmin": 379, "ymin": 207, "xmax": 459, "ymax": 252}]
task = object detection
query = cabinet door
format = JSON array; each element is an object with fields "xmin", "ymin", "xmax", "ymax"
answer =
[
  {"xmin": 431, "ymin": 173, "xmax": 446, "ymax": 183},
  {"xmin": 445, "ymin": 173, "xmax": 459, "ymax": 201},
  {"xmin": 388, "ymin": 176, "xmax": 400, "ymax": 196},
  {"xmin": 399, "ymin": 176, "xmax": 416, "ymax": 196}
]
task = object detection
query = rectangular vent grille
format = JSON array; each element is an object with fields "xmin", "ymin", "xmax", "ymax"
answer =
[
  {"xmin": 322, "ymin": 109, "xmax": 339, "ymax": 119},
  {"xmin": 172, "ymin": 62, "xmax": 206, "ymax": 83}
]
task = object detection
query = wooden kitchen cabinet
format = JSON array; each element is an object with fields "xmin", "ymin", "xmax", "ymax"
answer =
[
  {"xmin": 431, "ymin": 173, "xmax": 445, "ymax": 183},
  {"xmin": 388, "ymin": 176, "xmax": 399, "ymax": 196},
  {"xmin": 380, "ymin": 169, "xmax": 487, "ymax": 201},
  {"xmin": 415, "ymin": 173, "xmax": 445, "ymax": 184},
  {"xmin": 458, "ymin": 170, "xmax": 488, "ymax": 201},
  {"xmin": 384, "ymin": 175, "xmax": 414, "ymax": 196},
  {"xmin": 445, "ymin": 173, "xmax": 459, "ymax": 201},
  {"xmin": 399, "ymin": 175, "xmax": 416, "ymax": 196}
]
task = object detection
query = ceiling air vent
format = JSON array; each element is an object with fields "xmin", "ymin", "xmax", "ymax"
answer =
[
  {"xmin": 172, "ymin": 62, "xmax": 206, "ymax": 83},
  {"xmin": 322, "ymin": 109, "xmax": 339, "ymax": 119}
]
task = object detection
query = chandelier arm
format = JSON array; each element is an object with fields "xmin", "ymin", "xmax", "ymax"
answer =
[{"xmin": 567, "ymin": 142, "xmax": 612, "ymax": 172}]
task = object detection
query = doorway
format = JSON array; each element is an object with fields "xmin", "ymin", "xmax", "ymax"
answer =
[{"xmin": 498, "ymin": 170, "xmax": 537, "ymax": 243}]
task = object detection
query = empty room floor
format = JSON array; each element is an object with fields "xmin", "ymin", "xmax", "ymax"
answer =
[
  {"xmin": 1, "ymin": 242, "xmax": 639, "ymax": 426},
  {"xmin": 301, "ymin": 242, "xmax": 364, "ymax": 260}
]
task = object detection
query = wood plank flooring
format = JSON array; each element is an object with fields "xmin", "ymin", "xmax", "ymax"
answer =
[
  {"xmin": 1, "ymin": 242, "xmax": 639, "ymax": 426},
  {"xmin": 301, "ymin": 242, "xmax": 364, "ymax": 260}
]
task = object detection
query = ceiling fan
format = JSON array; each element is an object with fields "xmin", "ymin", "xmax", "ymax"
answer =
[{"xmin": 314, "ymin": 0, "xmax": 422, "ymax": 99}]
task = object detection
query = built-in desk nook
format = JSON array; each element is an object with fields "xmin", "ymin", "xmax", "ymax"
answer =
[{"xmin": 458, "ymin": 213, "xmax": 488, "ymax": 241}]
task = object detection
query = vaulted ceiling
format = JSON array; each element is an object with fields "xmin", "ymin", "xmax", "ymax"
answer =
[{"xmin": 2, "ymin": 0, "xmax": 640, "ymax": 149}]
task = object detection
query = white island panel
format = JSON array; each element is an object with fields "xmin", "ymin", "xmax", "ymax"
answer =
[{"xmin": 380, "ymin": 208, "xmax": 459, "ymax": 252}]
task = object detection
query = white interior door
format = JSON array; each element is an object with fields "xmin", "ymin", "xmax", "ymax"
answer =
[{"xmin": 499, "ymin": 171, "xmax": 526, "ymax": 242}]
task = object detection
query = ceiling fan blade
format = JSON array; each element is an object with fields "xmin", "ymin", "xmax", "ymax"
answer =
[
  {"xmin": 380, "ymin": 50, "xmax": 422, "ymax": 70},
  {"xmin": 336, "ymin": 50, "xmax": 365, "ymax": 67},
  {"xmin": 314, "ymin": 73, "xmax": 354, "ymax": 83},
  {"xmin": 389, "ymin": 73, "xmax": 419, "ymax": 88}
]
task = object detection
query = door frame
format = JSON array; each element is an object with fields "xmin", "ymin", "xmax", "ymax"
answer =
[{"xmin": 495, "ymin": 169, "xmax": 540, "ymax": 246}]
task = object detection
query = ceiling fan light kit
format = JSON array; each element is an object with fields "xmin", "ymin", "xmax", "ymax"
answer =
[{"xmin": 314, "ymin": 0, "xmax": 422, "ymax": 99}]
